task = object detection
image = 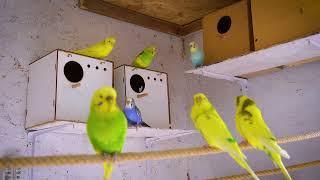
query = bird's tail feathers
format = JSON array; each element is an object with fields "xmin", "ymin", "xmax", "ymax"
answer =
[
  {"xmin": 270, "ymin": 152, "xmax": 292, "ymax": 180},
  {"xmin": 261, "ymin": 138, "xmax": 290, "ymax": 159},
  {"xmin": 229, "ymin": 152, "xmax": 259, "ymax": 180},
  {"xmin": 103, "ymin": 162, "xmax": 113, "ymax": 180},
  {"xmin": 141, "ymin": 121, "xmax": 150, "ymax": 127}
]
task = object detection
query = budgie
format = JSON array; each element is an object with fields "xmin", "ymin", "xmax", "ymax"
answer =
[
  {"xmin": 87, "ymin": 86, "xmax": 127, "ymax": 180},
  {"xmin": 189, "ymin": 41, "xmax": 204, "ymax": 68},
  {"xmin": 235, "ymin": 95, "xmax": 291, "ymax": 180},
  {"xmin": 123, "ymin": 97, "xmax": 150, "ymax": 128},
  {"xmin": 191, "ymin": 93, "xmax": 259, "ymax": 180},
  {"xmin": 132, "ymin": 46, "xmax": 156, "ymax": 68},
  {"xmin": 74, "ymin": 37, "xmax": 116, "ymax": 59}
]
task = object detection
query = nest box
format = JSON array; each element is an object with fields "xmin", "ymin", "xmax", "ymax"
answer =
[
  {"xmin": 26, "ymin": 50, "xmax": 113, "ymax": 130},
  {"xmin": 114, "ymin": 65, "xmax": 170, "ymax": 129}
]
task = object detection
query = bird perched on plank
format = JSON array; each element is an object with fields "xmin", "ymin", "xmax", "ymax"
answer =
[
  {"xmin": 123, "ymin": 97, "xmax": 150, "ymax": 129},
  {"xmin": 235, "ymin": 96, "xmax": 291, "ymax": 180},
  {"xmin": 191, "ymin": 93, "xmax": 259, "ymax": 180},
  {"xmin": 74, "ymin": 37, "xmax": 116, "ymax": 59},
  {"xmin": 132, "ymin": 46, "xmax": 156, "ymax": 69},
  {"xmin": 87, "ymin": 86, "xmax": 127, "ymax": 180},
  {"xmin": 189, "ymin": 41, "xmax": 204, "ymax": 68}
]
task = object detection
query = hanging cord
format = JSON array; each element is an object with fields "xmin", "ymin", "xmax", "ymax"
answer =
[
  {"xmin": 0, "ymin": 131, "xmax": 319, "ymax": 169},
  {"xmin": 209, "ymin": 160, "xmax": 320, "ymax": 180}
]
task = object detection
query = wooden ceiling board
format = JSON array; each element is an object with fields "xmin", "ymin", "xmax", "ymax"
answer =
[
  {"xmin": 104, "ymin": 0, "xmax": 239, "ymax": 25},
  {"xmin": 80, "ymin": 0, "xmax": 240, "ymax": 36}
]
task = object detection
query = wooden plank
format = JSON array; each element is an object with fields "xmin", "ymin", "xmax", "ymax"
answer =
[
  {"xmin": 80, "ymin": 0, "xmax": 181, "ymax": 35},
  {"xmin": 252, "ymin": 0, "xmax": 320, "ymax": 50},
  {"xmin": 178, "ymin": 19, "xmax": 202, "ymax": 36},
  {"xmin": 104, "ymin": 0, "xmax": 239, "ymax": 26}
]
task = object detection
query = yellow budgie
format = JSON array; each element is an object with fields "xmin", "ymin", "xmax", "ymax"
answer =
[
  {"xmin": 191, "ymin": 93, "xmax": 259, "ymax": 180},
  {"xmin": 74, "ymin": 37, "xmax": 116, "ymax": 59},
  {"xmin": 235, "ymin": 96, "xmax": 291, "ymax": 180}
]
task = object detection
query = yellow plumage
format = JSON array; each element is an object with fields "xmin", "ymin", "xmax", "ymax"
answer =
[
  {"xmin": 74, "ymin": 37, "xmax": 116, "ymax": 59},
  {"xmin": 235, "ymin": 95, "xmax": 291, "ymax": 180},
  {"xmin": 191, "ymin": 93, "xmax": 259, "ymax": 180}
]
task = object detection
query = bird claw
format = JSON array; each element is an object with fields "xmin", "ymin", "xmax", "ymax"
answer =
[
  {"xmin": 112, "ymin": 153, "xmax": 118, "ymax": 163},
  {"xmin": 202, "ymin": 145, "xmax": 210, "ymax": 149},
  {"xmin": 102, "ymin": 152, "xmax": 117, "ymax": 163}
]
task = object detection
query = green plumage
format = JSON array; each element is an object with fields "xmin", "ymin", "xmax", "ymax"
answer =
[
  {"xmin": 132, "ymin": 46, "xmax": 156, "ymax": 68},
  {"xmin": 87, "ymin": 87, "xmax": 127, "ymax": 180}
]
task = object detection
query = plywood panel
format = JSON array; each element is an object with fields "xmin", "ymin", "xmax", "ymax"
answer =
[
  {"xmin": 105, "ymin": 0, "xmax": 239, "ymax": 26},
  {"xmin": 26, "ymin": 51, "xmax": 57, "ymax": 128},
  {"xmin": 252, "ymin": 0, "xmax": 320, "ymax": 50},
  {"xmin": 202, "ymin": 0, "xmax": 251, "ymax": 64}
]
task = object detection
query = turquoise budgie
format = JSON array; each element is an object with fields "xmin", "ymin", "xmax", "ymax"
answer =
[
  {"xmin": 191, "ymin": 93, "xmax": 259, "ymax": 180},
  {"xmin": 87, "ymin": 86, "xmax": 127, "ymax": 180},
  {"xmin": 235, "ymin": 96, "xmax": 291, "ymax": 180},
  {"xmin": 189, "ymin": 41, "xmax": 204, "ymax": 68}
]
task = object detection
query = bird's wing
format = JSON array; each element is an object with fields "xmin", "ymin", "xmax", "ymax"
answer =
[
  {"xmin": 245, "ymin": 105, "xmax": 276, "ymax": 140},
  {"xmin": 135, "ymin": 106, "xmax": 142, "ymax": 118}
]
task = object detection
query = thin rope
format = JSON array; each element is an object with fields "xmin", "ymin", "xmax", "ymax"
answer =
[
  {"xmin": 209, "ymin": 160, "xmax": 320, "ymax": 180},
  {"xmin": 0, "ymin": 131, "xmax": 319, "ymax": 169}
]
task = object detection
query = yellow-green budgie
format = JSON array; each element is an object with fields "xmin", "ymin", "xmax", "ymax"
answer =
[
  {"xmin": 191, "ymin": 93, "xmax": 259, "ymax": 180},
  {"xmin": 74, "ymin": 37, "xmax": 116, "ymax": 59},
  {"xmin": 132, "ymin": 46, "xmax": 156, "ymax": 68},
  {"xmin": 87, "ymin": 86, "xmax": 127, "ymax": 180},
  {"xmin": 235, "ymin": 96, "xmax": 291, "ymax": 180}
]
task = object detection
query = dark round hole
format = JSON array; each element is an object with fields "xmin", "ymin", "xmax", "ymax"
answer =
[
  {"xmin": 154, "ymin": 78, "xmax": 156, "ymax": 81},
  {"xmin": 87, "ymin": 64, "xmax": 90, "ymax": 68},
  {"xmin": 103, "ymin": 68, "xmax": 107, "ymax": 71},
  {"xmin": 160, "ymin": 79, "xmax": 162, "ymax": 82},
  {"xmin": 64, "ymin": 61, "xmax": 83, "ymax": 83},
  {"xmin": 217, "ymin": 16, "xmax": 231, "ymax": 34},
  {"xmin": 130, "ymin": 74, "xmax": 145, "ymax": 93},
  {"xmin": 95, "ymin": 66, "xmax": 99, "ymax": 70},
  {"xmin": 147, "ymin": 76, "xmax": 150, "ymax": 80}
]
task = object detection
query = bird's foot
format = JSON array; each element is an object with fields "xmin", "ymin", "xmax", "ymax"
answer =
[
  {"xmin": 202, "ymin": 145, "xmax": 210, "ymax": 149},
  {"xmin": 102, "ymin": 152, "xmax": 112, "ymax": 162},
  {"xmin": 110, "ymin": 152, "xmax": 118, "ymax": 163}
]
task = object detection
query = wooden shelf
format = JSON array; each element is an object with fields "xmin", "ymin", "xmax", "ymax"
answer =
[{"xmin": 185, "ymin": 33, "xmax": 320, "ymax": 79}]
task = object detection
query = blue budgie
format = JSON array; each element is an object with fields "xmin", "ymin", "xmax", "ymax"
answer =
[
  {"xmin": 123, "ymin": 97, "xmax": 150, "ymax": 128},
  {"xmin": 189, "ymin": 41, "xmax": 204, "ymax": 68}
]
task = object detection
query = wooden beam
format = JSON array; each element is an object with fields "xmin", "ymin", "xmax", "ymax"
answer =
[
  {"xmin": 178, "ymin": 19, "xmax": 202, "ymax": 36},
  {"xmin": 80, "ymin": 0, "xmax": 181, "ymax": 36}
]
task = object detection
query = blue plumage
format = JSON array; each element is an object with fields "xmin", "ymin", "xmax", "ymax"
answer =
[
  {"xmin": 189, "ymin": 41, "xmax": 204, "ymax": 68},
  {"xmin": 123, "ymin": 97, "xmax": 150, "ymax": 127}
]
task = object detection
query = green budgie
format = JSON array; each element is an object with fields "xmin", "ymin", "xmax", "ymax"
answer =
[
  {"xmin": 87, "ymin": 86, "xmax": 127, "ymax": 180},
  {"xmin": 235, "ymin": 96, "xmax": 291, "ymax": 180},
  {"xmin": 132, "ymin": 45, "xmax": 156, "ymax": 68},
  {"xmin": 191, "ymin": 93, "xmax": 259, "ymax": 180}
]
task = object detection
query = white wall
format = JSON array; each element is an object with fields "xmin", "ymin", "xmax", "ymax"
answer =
[{"xmin": 0, "ymin": 0, "xmax": 320, "ymax": 179}]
